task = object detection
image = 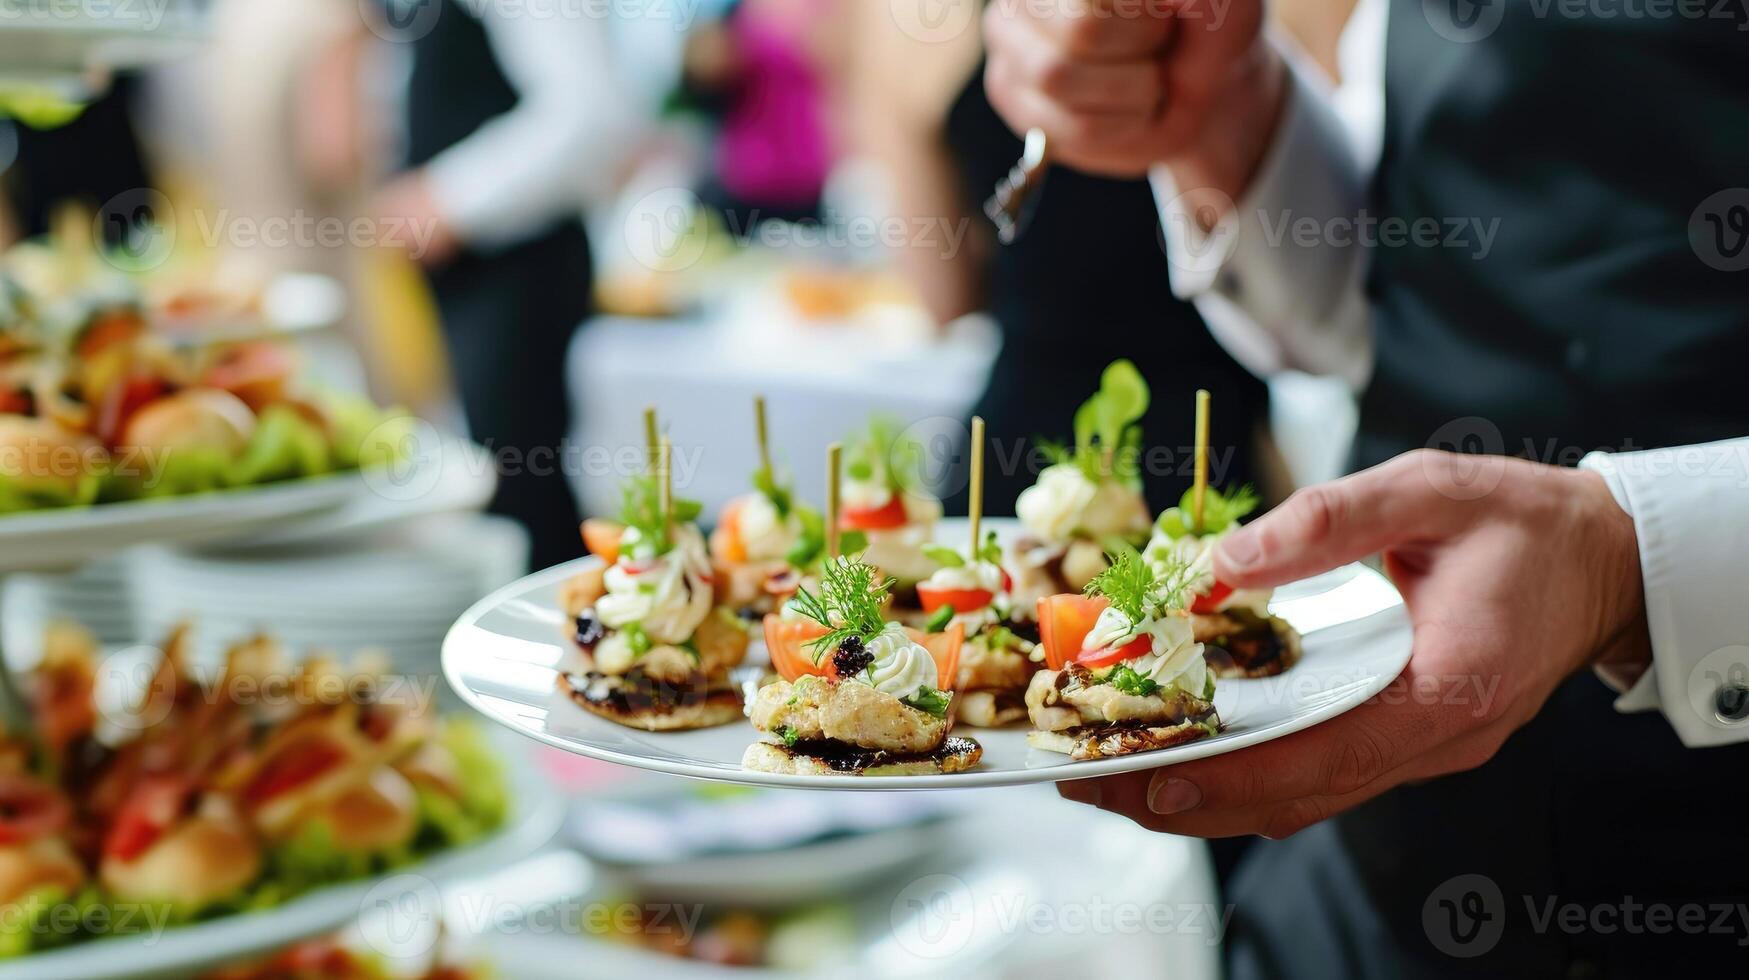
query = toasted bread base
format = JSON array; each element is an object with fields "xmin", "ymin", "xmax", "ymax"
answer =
[
  {"xmin": 742, "ymin": 735, "xmax": 983, "ymax": 776},
  {"xmin": 557, "ymin": 672, "xmax": 744, "ymax": 731},
  {"xmin": 954, "ymin": 688, "xmax": 1030, "ymax": 728},
  {"xmin": 1028, "ymin": 718, "xmax": 1220, "ymax": 761}
]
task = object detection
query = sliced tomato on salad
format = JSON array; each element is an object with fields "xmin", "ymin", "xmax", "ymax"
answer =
[
  {"xmin": 1075, "ymin": 634, "xmax": 1153, "ymax": 668},
  {"xmin": 200, "ymin": 341, "xmax": 294, "ymax": 411},
  {"xmin": 763, "ymin": 617, "xmax": 835, "ymax": 681},
  {"xmin": 840, "ymin": 495, "xmax": 907, "ymax": 530},
  {"xmin": 906, "ymin": 622, "xmax": 964, "ymax": 690},
  {"xmin": 581, "ymin": 518, "xmax": 625, "ymax": 566},
  {"xmin": 914, "ymin": 584, "xmax": 994, "ymax": 616},
  {"xmin": 0, "ymin": 772, "xmax": 73, "ymax": 846},
  {"xmin": 1037, "ymin": 594, "xmax": 1110, "ymax": 670},
  {"xmin": 1190, "ymin": 581, "xmax": 1236, "ymax": 615},
  {"xmin": 0, "ymin": 387, "xmax": 31, "ymax": 414},
  {"xmin": 104, "ymin": 773, "xmax": 194, "ymax": 862},
  {"xmin": 93, "ymin": 373, "xmax": 170, "ymax": 447},
  {"xmin": 243, "ymin": 738, "xmax": 346, "ymax": 808}
]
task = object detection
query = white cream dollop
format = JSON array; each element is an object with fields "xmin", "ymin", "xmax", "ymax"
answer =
[
  {"xmin": 1145, "ymin": 528, "xmax": 1272, "ymax": 616},
  {"xmin": 1017, "ymin": 464, "xmax": 1150, "ymax": 544},
  {"xmin": 1016, "ymin": 464, "xmax": 1099, "ymax": 542},
  {"xmin": 850, "ymin": 622, "xmax": 935, "ymax": 702},
  {"xmin": 1080, "ymin": 606, "xmax": 1208, "ymax": 698},
  {"xmin": 735, "ymin": 492, "xmax": 800, "ymax": 562},
  {"xmin": 842, "ymin": 477, "xmax": 892, "ymax": 512},
  {"xmin": 595, "ymin": 524, "xmax": 713, "ymax": 644}
]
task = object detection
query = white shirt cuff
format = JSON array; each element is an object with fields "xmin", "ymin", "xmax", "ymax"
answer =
[{"xmin": 1581, "ymin": 441, "xmax": 1749, "ymax": 747}]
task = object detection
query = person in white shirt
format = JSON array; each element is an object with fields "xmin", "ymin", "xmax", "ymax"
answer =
[
  {"xmin": 982, "ymin": 0, "xmax": 1749, "ymax": 975},
  {"xmin": 368, "ymin": 0, "xmax": 642, "ymax": 569}
]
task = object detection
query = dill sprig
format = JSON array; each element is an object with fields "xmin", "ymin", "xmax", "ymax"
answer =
[
  {"xmin": 1085, "ymin": 549, "xmax": 1194, "ymax": 621},
  {"xmin": 789, "ymin": 556, "xmax": 894, "ymax": 657}
]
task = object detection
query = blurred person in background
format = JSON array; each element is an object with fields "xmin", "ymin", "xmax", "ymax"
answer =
[
  {"xmin": 850, "ymin": 2, "xmax": 1274, "ymax": 522},
  {"xmin": 370, "ymin": 0, "xmax": 642, "ymax": 570},
  {"xmin": 985, "ymin": 0, "xmax": 1749, "ymax": 976},
  {"xmin": 0, "ymin": 78, "xmax": 154, "ymax": 248},
  {"xmin": 682, "ymin": 0, "xmax": 846, "ymax": 230}
]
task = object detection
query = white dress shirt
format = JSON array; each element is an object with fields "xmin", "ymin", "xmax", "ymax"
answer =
[
  {"xmin": 423, "ymin": 2, "xmax": 641, "ymax": 249},
  {"xmin": 1148, "ymin": 0, "xmax": 1749, "ymax": 747}
]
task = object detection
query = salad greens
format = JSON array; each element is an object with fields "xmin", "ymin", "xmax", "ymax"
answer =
[
  {"xmin": 1154, "ymin": 483, "xmax": 1260, "ymax": 539},
  {"xmin": 1085, "ymin": 549, "xmax": 1192, "ymax": 622},
  {"xmin": 617, "ymin": 473, "xmax": 703, "ymax": 559}
]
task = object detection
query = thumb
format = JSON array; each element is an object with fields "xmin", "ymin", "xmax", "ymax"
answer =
[{"xmin": 1213, "ymin": 450, "xmax": 1475, "ymax": 588}]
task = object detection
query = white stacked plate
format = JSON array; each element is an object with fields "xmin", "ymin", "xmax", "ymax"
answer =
[{"xmin": 1, "ymin": 516, "xmax": 527, "ymax": 702}]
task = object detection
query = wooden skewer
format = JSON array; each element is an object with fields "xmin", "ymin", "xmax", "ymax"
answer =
[
  {"xmin": 826, "ymin": 442, "xmax": 843, "ymax": 559},
  {"xmin": 754, "ymin": 395, "xmax": 772, "ymax": 477},
  {"xmin": 659, "ymin": 437, "xmax": 674, "ymax": 532},
  {"xmin": 968, "ymin": 416, "xmax": 985, "ymax": 559},
  {"xmin": 643, "ymin": 406, "xmax": 660, "ymax": 474},
  {"xmin": 1192, "ymin": 389, "xmax": 1211, "ymax": 533}
]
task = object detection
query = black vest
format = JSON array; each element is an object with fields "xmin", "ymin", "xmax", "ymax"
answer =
[
  {"xmin": 401, "ymin": 0, "xmax": 519, "ymax": 172},
  {"xmin": 1328, "ymin": 3, "xmax": 1749, "ymax": 977},
  {"xmin": 1358, "ymin": 0, "xmax": 1749, "ymax": 468}
]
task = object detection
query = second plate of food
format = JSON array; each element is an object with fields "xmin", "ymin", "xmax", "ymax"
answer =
[{"xmin": 442, "ymin": 550, "xmax": 1411, "ymax": 790}]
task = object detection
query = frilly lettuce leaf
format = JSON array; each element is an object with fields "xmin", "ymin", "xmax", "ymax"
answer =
[{"xmin": 229, "ymin": 404, "xmax": 334, "ymax": 486}]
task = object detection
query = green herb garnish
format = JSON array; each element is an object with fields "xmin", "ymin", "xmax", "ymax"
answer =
[
  {"xmin": 902, "ymin": 686, "xmax": 952, "ymax": 718},
  {"xmin": 1106, "ymin": 664, "xmax": 1160, "ymax": 697},
  {"xmin": 1085, "ymin": 549, "xmax": 1192, "ymax": 621},
  {"xmin": 1045, "ymin": 360, "xmax": 1150, "ymax": 488},
  {"xmin": 617, "ymin": 474, "xmax": 703, "ymax": 558},
  {"xmin": 623, "ymin": 623, "xmax": 653, "ymax": 656},
  {"xmin": 845, "ymin": 415, "xmax": 925, "ymax": 494},
  {"xmin": 921, "ymin": 532, "xmax": 1001, "ymax": 571},
  {"xmin": 787, "ymin": 556, "xmax": 894, "ymax": 657},
  {"xmin": 784, "ymin": 506, "xmax": 868, "ymax": 571},
  {"xmin": 922, "ymin": 604, "xmax": 955, "ymax": 634},
  {"xmin": 1155, "ymin": 484, "xmax": 1260, "ymax": 539},
  {"xmin": 752, "ymin": 462, "xmax": 793, "ymax": 519},
  {"xmin": 779, "ymin": 725, "xmax": 800, "ymax": 747}
]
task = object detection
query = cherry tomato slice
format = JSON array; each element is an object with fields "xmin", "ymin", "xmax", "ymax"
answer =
[
  {"xmin": 915, "ymin": 584, "xmax": 994, "ymax": 616},
  {"xmin": 1190, "ymin": 581, "xmax": 1236, "ymax": 615},
  {"xmin": 104, "ymin": 773, "xmax": 193, "ymax": 861},
  {"xmin": 711, "ymin": 496, "xmax": 749, "ymax": 564},
  {"xmin": 0, "ymin": 772, "xmax": 73, "ymax": 846},
  {"xmin": 1037, "ymin": 594, "xmax": 1110, "ymax": 670},
  {"xmin": 243, "ymin": 739, "xmax": 346, "ymax": 809},
  {"xmin": 580, "ymin": 519, "xmax": 624, "ymax": 565},
  {"xmin": 907, "ymin": 623, "xmax": 965, "ymax": 690},
  {"xmin": 762, "ymin": 616, "xmax": 836, "ymax": 682},
  {"xmin": 840, "ymin": 495, "xmax": 907, "ymax": 530},
  {"xmin": 1075, "ymin": 635, "xmax": 1153, "ymax": 669}
]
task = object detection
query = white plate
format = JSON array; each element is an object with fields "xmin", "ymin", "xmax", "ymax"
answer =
[
  {"xmin": 0, "ymin": 477, "xmax": 353, "ymax": 574},
  {"xmin": 0, "ymin": 431, "xmax": 478, "ymax": 574},
  {"xmin": 444, "ymin": 530, "xmax": 1412, "ymax": 791},
  {"xmin": 0, "ymin": 730, "xmax": 564, "ymax": 980}
]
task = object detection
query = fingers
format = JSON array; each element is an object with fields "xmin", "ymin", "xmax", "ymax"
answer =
[
  {"xmin": 987, "ymin": 0, "xmax": 1173, "ymax": 61},
  {"xmin": 985, "ymin": 11, "xmax": 1164, "ymax": 114},
  {"xmin": 1214, "ymin": 450, "xmax": 1479, "ymax": 588}
]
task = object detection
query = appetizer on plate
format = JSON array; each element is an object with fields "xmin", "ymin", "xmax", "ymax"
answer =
[
  {"xmin": 1146, "ymin": 484, "xmax": 1303, "ymax": 678},
  {"xmin": 1009, "ymin": 360, "xmax": 1153, "ymax": 608},
  {"xmin": 1027, "ymin": 551, "xmax": 1221, "ymax": 760},
  {"xmin": 837, "ymin": 416, "xmax": 943, "ymax": 604},
  {"xmin": 561, "ymin": 458, "xmax": 752, "ymax": 731},
  {"xmin": 0, "ymin": 622, "xmax": 508, "ymax": 959},
  {"xmin": 708, "ymin": 397, "xmax": 850, "ymax": 616},
  {"xmin": 748, "ymin": 556, "xmax": 980, "ymax": 776},
  {"xmin": 917, "ymin": 535, "xmax": 1040, "ymax": 727}
]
